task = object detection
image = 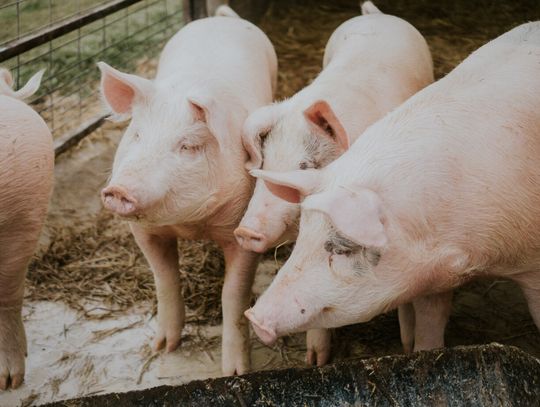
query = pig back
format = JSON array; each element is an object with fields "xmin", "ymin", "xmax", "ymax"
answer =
[
  {"xmin": 0, "ymin": 95, "xmax": 54, "ymax": 223},
  {"xmin": 156, "ymin": 16, "xmax": 277, "ymax": 109},
  {"xmin": 322, "ymin": 14, "xmax": 433, "ymax": 91},
  {"xmin": 331, "ymin": 22, "xmax": 540, "ymax": 268}
]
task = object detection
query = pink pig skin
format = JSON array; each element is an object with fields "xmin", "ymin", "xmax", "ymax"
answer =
[
  {"xmin": 0, "ymin": 86, "xmax": 54, "ymax": 390},
  {"xmin": 99, "ymin": 10, "xmax": 277, "ymax": 376},
  {"xmin": 235, "ymin": 2, "xmax": 446, "ymax": 362},
  {"xmin": 245, "ymin": 22, "xmax": 540, "ymax": 346}
]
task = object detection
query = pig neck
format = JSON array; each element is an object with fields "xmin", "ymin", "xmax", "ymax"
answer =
[{"xmin": 150, "ymin": 169, "xmax": 251, "ymax": 245}]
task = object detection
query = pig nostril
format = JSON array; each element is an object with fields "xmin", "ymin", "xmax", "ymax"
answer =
[{"xmin": 301, "ymin": 309, "xmax": 305, "ymax": 314}]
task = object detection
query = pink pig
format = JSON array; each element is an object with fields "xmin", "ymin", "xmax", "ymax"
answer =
[
  {"xmin": 235, "ymin": 2, "xmax": 436, "ymax": 363},
  {"xmin": 245, "ymin": 22, "xmax": 540, "ymax": 347},
  {"xmin": 99, "ymin": 6, "xmax": 277, "ymax": 375},
  {"xmin": 0, "ymin": 68, "xmax": 54, "ymax": 390}
]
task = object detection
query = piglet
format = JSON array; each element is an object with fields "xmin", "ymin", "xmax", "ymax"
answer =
[
  {"xmin": 235, "ymin": 1, "xmax": 434, "ymax": 364},
  {"xmin": 99, "ymin": 6, "xmax": 277, "ymax": 375},
  {"xmin": 0, "ymin": 68, "xmax": 53, "ymax": 390},
  {"xmin": 245, "ymin": 22, "xmax": 540, "ymax": 347}
]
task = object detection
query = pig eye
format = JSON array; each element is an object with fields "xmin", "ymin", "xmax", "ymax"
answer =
[
  {"xmin": 299, "ymin": 160, "xmax": 319, "ymax": 170},
  {"xmin": 178, "ymin": 142, "xmax": 202, "ymax": 154},
  {"xmin": 324, "ymin": 241, "xmax": 353, "ymax": 257}
]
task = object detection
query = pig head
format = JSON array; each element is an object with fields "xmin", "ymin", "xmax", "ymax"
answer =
[
  {"xmin": 244, "ymin": 168, "xmax": 402, "ymax": 345},
  {"xmin": 98, "ymin": 62, "xmax": 248, "ymax": 226},
  {"xmin": 235, "ymin": 100, "xmax": 349, "ymax": 252}
]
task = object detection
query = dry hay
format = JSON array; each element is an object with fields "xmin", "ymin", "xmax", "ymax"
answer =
[{"xmin": 27, "ymin": 210, "xmax": 225, "ymax": 324}]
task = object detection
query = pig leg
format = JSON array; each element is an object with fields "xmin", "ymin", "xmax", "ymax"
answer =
[
  {"xmin": 412, "ymin": 291, "xmax": 453, "ymax": 351},
  {"xmin": 398, "ymin": 303, "xmax": 415, "ymax": 354},
  {"xmin": 306, "ymin": 328, "xmax": 332, "ymax": 366},
  {"xmin": 0, "ymin": 227, "xmax": 39, "ymax": 390},
  {"xmin": 221, "ymin": 243, "xmax": 259, "ymax": 376},
  {"xmin": 131, "ymin": 224, "xmax": 184, "ymax": 352},
  {"xmin": 514, "ymin": 272, "xmax": 540, "ymax": 330}
]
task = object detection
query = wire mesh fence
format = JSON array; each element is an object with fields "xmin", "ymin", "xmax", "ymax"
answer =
[{"xmin": 0, "ymin": 0, "xmax": 185, "ymax": 148}]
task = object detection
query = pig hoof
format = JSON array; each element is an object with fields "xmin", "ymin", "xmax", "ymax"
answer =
[
  {"xmin": 222, "ymin": 358, "xmax": 249, "ymax": 376},
  {"xmin": 221, "ymin": 341, "xmax": 250, "ymax": 376},
  {"xmin": 0, "ymin": 311, "xmax": 26, "ymax": 391},
  {"xmin": 305, "ymin": 348, "xmax": 331, "ymax": 367},
  {"xmin": 306, "ymin": 329, "xmax": 331, "ymax": 367},
  {"xmin": 152, "ymin": 332, "xmax": 182, "ymax": 353},
  {"xmin": 0, "ymin": 347, "xmax": 26, "ymax": 390},
  {"xmin": 402, "ymin": 341, "xmax": 414, "ymax": 354}
]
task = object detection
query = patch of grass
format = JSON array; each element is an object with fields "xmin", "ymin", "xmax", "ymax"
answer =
[{"xmin": 1, "ymin": 0, "xmax": 183, "ymax": 137}]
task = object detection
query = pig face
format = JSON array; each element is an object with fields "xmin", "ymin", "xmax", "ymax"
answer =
[
  {"xmin": 99, "ymin": 62, "xmax": 231, "ymax": 225},
  {"xmin": 244, "ymin": 169, "xmax": 394, "ymax": 345},
  {"xmin": 234, "ymin": 101, "xmax": 349, "ymax": 252}
]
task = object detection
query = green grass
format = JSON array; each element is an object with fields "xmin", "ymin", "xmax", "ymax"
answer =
[{"xmin": 0, "ymin": 0, "xmax": 183, "ymax": 136}]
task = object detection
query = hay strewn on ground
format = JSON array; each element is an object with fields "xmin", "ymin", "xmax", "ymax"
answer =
[
  {"xmin": 28, "ymin": 210, "xmax": 225, "ymax": 323},
  {"xmin": 25, "ymin": 0, "xmax": 540, "ymax": 354}
]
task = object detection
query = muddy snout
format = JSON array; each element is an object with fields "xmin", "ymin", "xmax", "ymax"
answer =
[
  {"xmin": 101, "ymin": 185, "xmax": 138, "ymax": 216},
  {"xmin": 234, "ymin": 226, "xmax": 269, "ymax": 253}
]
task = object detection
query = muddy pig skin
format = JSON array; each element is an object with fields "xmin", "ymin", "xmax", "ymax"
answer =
[
  {"xmin": 99, "ymin": 6, "xmax": 277, "ymax": 376},
  {"xmin": 235, "ymin": 2, "xmax": 435, "ymax": 364},
  {"xmin": 245, "ymin": 22, "xmax": 540, "ymax": 346},
  {"xmin": 0, "ymin": 68, "xmax": 53, "ymax": 390}
]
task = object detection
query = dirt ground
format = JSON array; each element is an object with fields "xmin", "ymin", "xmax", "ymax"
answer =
[{"xmin": 2, "ymin": 0, "xmax": 540, "ymax": 406}]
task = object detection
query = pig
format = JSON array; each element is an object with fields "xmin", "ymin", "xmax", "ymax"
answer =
[
  {"xmin": 99, "ymin": 6, "xmax": 277, "ymax": 375},
  {"xmin": 244, "ymin": 21, "xmax": 540, "ymax": 347},
  {"xmin": 234, "ymin": 2, "xmax": 434, "ymax": 364},
  {"xmin": 0, "ymin": 68, "xmax": 53, "ymax": 390}
]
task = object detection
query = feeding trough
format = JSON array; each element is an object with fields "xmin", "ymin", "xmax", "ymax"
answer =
[{"xmin": 43, "ymin": 344, "xmax": 540, "ymax": 406}]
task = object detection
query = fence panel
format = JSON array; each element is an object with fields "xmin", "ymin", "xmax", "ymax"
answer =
[{"xmin": 0, "ymin": 0, "xmax": 185, "ymax": 153}]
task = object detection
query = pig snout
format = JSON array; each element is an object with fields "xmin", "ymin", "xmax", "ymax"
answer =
[
  {"xmin": 101, "ymin": 185, "xmax": 138, "ymax": 216},
  {"xmin": 244, "ymin": 309, "xmax": 277, "ymax": 346},
  {"xmin": 234, "ymin": 226, "xmax": 269, "ymax": 253}
]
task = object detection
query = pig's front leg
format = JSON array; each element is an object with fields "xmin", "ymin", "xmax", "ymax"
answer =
[
  {"xmin": 221, "ymin": 243, "xmax": 260, "ymax": 375},
  {"xmin": 306, "ymin": 328, "xmax": 331, "ymax": 366},
  {"xmin": 412, "ymin": 291, "xmax": 453, "ymax": 351},
  {"xmin": 398, "ymin": 303, "xmax": 416, "ymax": 354},
  {"xmin": 131, "ymin": 224, "xmax": 184, "ymax": 352}
]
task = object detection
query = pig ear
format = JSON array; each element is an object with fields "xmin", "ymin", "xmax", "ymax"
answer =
[
  {"xmin": 303, "ymin": 100, "xmax": 349, "ymax": 151},
  {"xmin": 242, "ymin": 104, "xmax": 283, "ymax": 170},
  {"xmin": 303, "ymin": 186, "xmax": 387, "ymax": 248},
  {"xmin": 0, "ymin": 68, "xmax": 44, "ymax": 100},
  {"xmin": 187, "ymin": 96, "xmax": 229, "ymax": 150},
  {"xmin": 97, "ymin": 61, "xmax": 152, "ymax": 118},
  {"xmin": 250, "ymin": 169, "xmax": 320, "ymax": 204}
]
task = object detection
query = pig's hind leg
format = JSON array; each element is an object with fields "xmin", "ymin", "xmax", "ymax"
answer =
[
  {"xmin": 398, "ymin": 303, "xmax": 415, "ymax": 353},
  {"xmin": 0, "ymin": 225, "xmax": 39, "ymax": 390},
  {"xmin": 221, "ymin": 243, "xmax": 260, "ymax": 375},
  {"xmin": 131, "ymin": 225, "xmax": 184, "ymax": 352},
  {"xmin": 412, "ymin": 291, "xmax": 453, "ymax": 352},
  {"xmin": 306, "ymin": 328, "xmax": 332, "ymax": 366},
  {"xmin": 514, "ymin": 271, "xmax": 540, "ymax": 331}
]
